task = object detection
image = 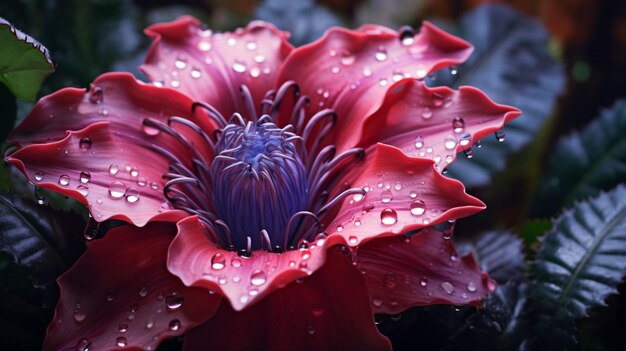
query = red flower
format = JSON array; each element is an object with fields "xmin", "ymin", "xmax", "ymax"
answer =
[{"xmin": 5, "ymin": 17, "xmax": 519, "ymax": 350}]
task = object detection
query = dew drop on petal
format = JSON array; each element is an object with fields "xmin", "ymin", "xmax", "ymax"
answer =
[
  {"xmin": 79, "ymin": 171, "xmax": 90, "ymax": 184},
  {"xmin": 250, "ymin": 270, "xmax": 267, "ymax": 286},
  {"xmin": 77, "ymin": 185, "xmax": 89, "ymax": 196},
  {"xmin": 381, "ymin": 189, "xmax": 393, "ymax": 203},
  {"xmin": 380, "ymin": 208, "xmax": 398, "ymax": 225},
  {"xmin": 109, "ymin": 164, "xmax": 119, "ymax": 175},
  {"xmin": 211, "ymin": 253, "xmax": 226, "ymax": 270},
  {"xmin": 414, "ymin": 136, "xmax": 424, "ymax": 149},
  {"xmin": 452, "ymin": 117, "xmax": 465, "ymax": 133},
  {"xmin": 227, "ymin": 38, "xmax": 237, "ymax": 46},
  {"xmin": 231, "ymin": 258, "xmax": 242, "ymax": 267},
  {"xmin": 375, "ymin": 47, "xmax": 387, "ymax": 61},
  {"xmin": 348, "ymin": 236, "xmax": 358, "ymax": 245},
  {"xmin": 169, "ymin": 319, "xmax": 181, "ymax": 331},
  {"xmin": 352, "ymin": 192, "xmax": 364, "ymax": 202},
  {"xmin": 254, "ymin": 54, "xmax": 266, "ymax": 63},
  {"xmin": 89, "ymin": 86, "xmax": 103, "ymax": 104},
  {"xmin": 125, "ymin": 188, "xmax": 140, "ymax": 203},
  {"xmin": 108, "ymin": 181, "xmax": 126, "ymax": 199},
  {"xmin": 372, "ymin": 298, "xmax": 383, "ymax": 307},
  {"xmin": 145, "ymin": 319, "xmax": 154, "ymax": 329},
  {"xmin": 232, "ymin": 61, "xmax": 247, "ymax": 73},
  {"xmin": 190, "ymin": 68, "xmax": 202, "ymax": 79},
  {"xmin": 440, "ymin": 281, "xmax": 455, "ymax": 295},
  {"xmin": 79, "ymin": 137, "xmax": 92, "ymax": 150},
  {"xmin": 250, "ymin": 67, "xmax": 261, "ymax": 78},
  {"xmin": 495, "ymin": 129, "xmax": 506, "ymax": 142},
  {"xmin": 246, "ymin": 41, "xmax": 257, "ymax": 50},
  {"xmin": 58, "ymin": 175, "xmax": 70, "ymax": 186},
  {"xmin": 198, "ymin": 41, "xmax": 211, "ymax": 51},
  {"xmin": 116, "ymin": 337, "xmax": 127, "ymax": 348},
  {"xmin": 363, "ymin": 66, "xmax": 372, "ymax": 77},
  {"xmin": 75, "ymin": 338, "xmax": 91, "ymax": 351},
  {"xmin": 444, "ymin": 135, "xmax": 457, "ymax": 150},
  {"xmin": 170, "ymin": 80, "xmax": 180, "ymax": 88},
  {"xmin": 73, "ymin": 310, "xmax": 86, "ymax": 323},
  {"xmin": 419, "ymin": 278, "xmax": 428, "ymax": 287},
  {"xmin": 410, "ymin": 200, "xmax": 426, "ymax": 216},
  {"xmin": 34, "ymin": 172, "xmax": 44, "ymax": 182},
  {"xmin": 379, "ymin": 78, "xmax": 388, "ymax": 87},
  {"xmin": 174, "ymin": 58, "xmax": 187, "ymax": 69},
  {"xmin": 165, "ymin": 295, "xmax": 184, "ymax": 310},
  {"xmin": 119, "ymin": 323, "xmax": 128, "ymax": 333},
  {"xmin": 467, "ymin": 281, "xmax": 477, "ymax": 292},
  {"xmin": 142, "ymin": 123, "xmax": 161, "ymax": 136},
  {"xmin": 421, "ymin": 107, "xmax": 432, "ymax": 119},
  {"xmin": 459, "ymin": 131, "xmax": 472, "ymax": 146},
  {"xmin": 383, "ymin": 273, "xmax": 397, "ymax": 289},
  {"xmin": 340, "ymin": 51, "xmax": 355, "ymax": 66}
]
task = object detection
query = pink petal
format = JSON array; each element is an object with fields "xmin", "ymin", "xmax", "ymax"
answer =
[
  {"xmin": 6, "ymin": 122, "xmax": 189, "ymax": 227},
  {"xmin": 323, "ymin": 143, "xmax": 484, "ymax": 247},
  {"xmin": 357, "ymin": 81, "xmax": 521, "ymax": 170},
  {"xmin": 276, "ymin": 22, "xmax": 471, "ymax": 150},
  {"xmin": 8, "ymin": 72, "xmax": 212, "ymax": 149},
  {"xmin": 44, "ymin": 223, "xmax": 220, "ymax": 351},
  {"xmin": 141, "ymin": 17, "xmax": 293, "ymax": 120},
  {"xmin": 356, "ymin": 226, "xmax": 495, "ymax": 314},
  {"xmin": 183, "ymin": 250, "xmax": 391, "ymax": 351},
  {"xmin": 168, "ymin": 216, "xmax": 331, "ymax": 311}
]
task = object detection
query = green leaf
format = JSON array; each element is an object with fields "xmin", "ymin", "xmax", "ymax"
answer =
[
  {"xmin": 529, "ymin": 185, "xmax": 626, "ymax": 349},
  {"xmin": 439, "ymin": 4, "xmax": 564, "ymax": 187},
  {"xmin": 0, "ymin": 193, "xmax": 85, "ymax": 305},
  {"xmin": 459, "ymin": 231, "xmax": 525, "ymax": 284},
  {"xmin": 442, "ymin": 282, "xmax": 529, "ymax": 351},
  {"xmin": 0, "ymin": 17, "xmax": 54, "ymax": 102},
  {"xmin": 531, "ymin": 100, "xmax": 626, "ymax": 218}
]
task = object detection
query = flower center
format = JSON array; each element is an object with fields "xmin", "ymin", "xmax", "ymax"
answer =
[{"xmin": 210, "ymin": 117, "xmax": 308, "ymax": 250}]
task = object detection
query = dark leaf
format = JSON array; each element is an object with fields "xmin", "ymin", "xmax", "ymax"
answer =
[
  {"xmin": 458, "ymin": 231, "xmax": 525, "ymax": 284},
  {"xmin": 355, "ymin": 0, "xmax": 426, "ymax": 28},
  {"xmin": 0, "ymin": 17, "xmax": 54, "ymax": 102},
  {"xmin": 439, "ymin": 4, "xmax": 565, "ymax": 187},
  {"xmin": 0, "ymin": 83, "xmax": 17, "ymax": 148},
  {"xmin": 0, "ymin": 193, "xmax": 85, "ymax": 305},
  {"xmin": 254, "ymin": 0, "xmax": 341, "ymax": 45},
  {"xmin": 531, "ymin": 100, "xmax": 626, "ymax": 217},
  {"xmin": 529, "ymin": 185, "xmax": 626, "ymax": 349},
  {"xmin": 442, "ymin": 282, "xmax": 529, "ymax": 351}
]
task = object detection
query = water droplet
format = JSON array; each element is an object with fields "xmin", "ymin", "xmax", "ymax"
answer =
[
  {"xmin": 231, "ymin": 258, "xmax": 242, "ymax": 267},
  {"xmin": 449, "ymin": 66, "xmax": 458, "ymax": 75},
  {"xmin": 119, "ymin": 323, "xmax": 128, "ymax": 332},
  {"xmin": 421, "ymin": 107, "xmax": 433, "ymax": 119},
  {"xmin": 452, "ymin": 117, "xmax": 465, "ymax": 133},
  {"xmin": 352, "ymin": 192, "xmax": 364, "ymax": 202},
  {"xmin": 254, "ymin": 54, "xmax": 266, "ymax": 63},
  {"xmin": 464, "ymin": 148, "xmax": 474, "ymax": 159},
  {"xmin": 250, "ymin": 270, "xmax": 267, "ymax": 286},
  {"xmin": 249, "ymin": 67, "xmax": 261, "ymax": 78},
  {"xmin": 75, "ymin": 338, "xmax": 91, "ymax": 351},
  {"xmin": 190, "ymin": 68, "xmax": 202, "ymax": 79},
  {"xmin": 467, "ymin": 281, "xmax": 477, "ymax": 292},
  {"xmin": 383, "ymin": 273, "xmax": 397, "ymax": 289},
  {"xmin": 375, "ymin": 47, "xmax": 388, "ymax": 61},
  {"xmin": 165, "ymin": 294, "xmax": 184, "ymax": 310},
  {"xmin": 105, "ymin": 291, "xmax": 116, "ymax": 302},
  {"xmin": 125, "ymin": 188, "xmax": 140, "ymax": 203},
  {"xmin": 139, "ymin": 286, "xmax": 149, "ymax": 298},
  {"xmin": 108, "ymin": 181, "xmax": 126, "ymax": 199},
  {"xmin": 348, "ymin": 236, "xmax": 358, "ymax": 245},
  {"xmin": 77, "ymin": 185, "xmax": 89, "ymax": 196},
  {"xmin": 336, "ymin": 225, "xmax": 343, "ymax": 232},
  {"xmin": 390, "ymin": 313, "xmax": 402, "ymax": 322},
  {"xmin": 380, "ymin": 208, "xmax": 398, "ymax": 225},
  {"xmin": 450, "ymin": 253, "xmax": 458, "ymax": 262},
  {"xmin": 410, "ymin": 200, "xmax": 426, "ymax": 216},
  {"xmin": 246, "ymin": 41, "xmax": 257, "ymax": 50},
  {"xmin": 79, "ymin": 137, "xmax": 92, "ymax": 150},
  {"xmin": 89, "ymin": 86, "xmax": 103, "ymax": 104},
  {"xmin": 34, "ymin": 172, "xmax": 44, "ymax": 182},
  {"xmin": 440, "ymin": 282, "xmax": 455, "ymax": 295},
  {"xmin": 340, "ymin": 51, "xmax": 355, "ymax": 66},
  {"xmin": 415, "ymin": 65, "xmax": 428, "ymax": 79},
  {"xmin": 444, "ymin": 135, "xmax": 457, "ymax": 150},
  {"xmin": 495, "ymin": 129, "xmax": 506, "ymax": 142},
  {"xmin": 145, "ymin": 319, "xmax": 154, "ymax": 329},
  {"xmin": 169, "ymin": 319, "xmax": 181, "ymax": 331},
  {"xmin": 174, "ymin": 58, "xmax": 187, "ymax": 69},
  {"xmin": 307, "ymin": 326, "xmax": 316, "ymax": 335},
  {"xmin": 379, "ymin": 78, "xmax": 388, "ymax": 87},
  {"xmin": 170, "ymin": 80, "xmax": 180, "ymax": 88},
  {"xmin": 399, "ymin": 25, "xmax": 415, "ymax": 46},
  {"xmin": 362, "ymin": 66, "xmax": 372, "ymax": 77},
  {"xmin": 420, "ymin": 278, "xmax": 428, "ymax": 287},
  {"xmin": 142, "ymin": 123, "xmax": 160, "ymax": 136},
  {"xmin": 58, "ymin": 175, "xmax": 70, "ymax": 186},
  {"xmin": 78, "ymin": 171, "xmax": 90, "ymax": 184},
  {"xmin": 381, "ymin": 189, "xmax": 393, "ymax": 203},
  {"xmin": 150, "ymin": 182, "xmax": 159, "ymax": 190},
  {"xmin": 227, "ymin": 37, "xmax": 237, "ymax": 46},
  {"xmin": 116, "ymin": 336, "xmax": 127, "ymax": 348},
  {"xmin": 459, "ymin": 131, "xmax": 472, "ymax": 146},
  {"xmin": 372, "ymin": 298, "xmax": 383, "ymax": 307},
  {"xmin": 331, "ymin": 66, "xmax": 340, "ymax": 74},
  {"xmin": 211, "ymin": 253, "xmax": 226, "ymax": 270},
  {"xmin": 109, "ymin": 164, "xmax": 119, "ymax": 175},
  {"xmin": 198, "ymin": 41, "xmax": 211, "ymax": 51},
  {"xmin": 488, "ymin": 280, "xmax": 496, "ymax": 292},
  {"xmin": 73, "ymin": 310, "xmax": 86, "ymax": 323},
  {"xmin": 232, "ymin": 61, "xmax": 247, "ymax": 73}
]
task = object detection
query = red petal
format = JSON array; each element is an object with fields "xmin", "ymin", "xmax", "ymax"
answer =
[
  {"xmin": 6, "ymin": 122, "xmax": 188, "ymax": 227},
  {"xmin": 8, "ymin": 72, "xmax": 211, "ymax": 148},
  {"xmin": 356, "ymin": 226, "xmax": 494, "ymax": 314},
  {"xmin": 357, "ymin": 81, "xmax": 521, "ymax": 170},
  {"xmin": 141, "ymin": 17, "xmax": 293, "ymax": 120},
  {"xmin": 324, "ymin": 143, "xmax": 484, "ymax": 247},
  {"xmin": 44, "ymin": 223, "xmax": 220, "ymax": 351},
  {"xmin": 276, "ymin": 22, "xmax": 471, "ymax": 149},
  {"xmin": 183, "ymin": 250, "xmax": 391, "ymax": 351},
  {"xmin": 168, "ymin": 216, "xmax": 330, "ymax": 311}
]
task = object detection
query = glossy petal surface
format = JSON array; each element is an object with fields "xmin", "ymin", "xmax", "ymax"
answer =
[
  {"xmin": 356, "ymin": 227, "xmax": 493, "ymax": 314},
  {"xmin": 324, "ymin": 144, "xmax": 484, "ymax": 247},
  {"xmin": 168, "ymin": 216, "xmax": 332, "ymax": 311},
  {"xmin": 8, "ymin": 72, "xmax": 210, "ymax": 148},
  {"xmin": 183, "ymin": 250, "xmax": 391, "ymax": 351},
  {"xmin": 44, "ymin": 223, "xmax": 220, "ymax": 351},
  {"xmin": 358, "ymin": 81, "xmax": 521, "ymax": 170},
  {"xmin": 6, "ymin": 122, "xmax": 188, "ymax": 227},
  {"xmin": 142, "ymin": 17, "xmax": 293, "ymax": 120},
  {"xmin": 277, "ymin": 22, "xmax": 472, "ymax": 151}
]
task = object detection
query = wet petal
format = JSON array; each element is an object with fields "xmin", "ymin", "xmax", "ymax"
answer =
[
  {"xmin": 276, "ymin": 22, "xmax": 471, "ymax": 148},
  {"xmin": 6, "ymin": 122, "xmax": 190, "ymax": 227},
  {"xmin": 44, "ymin": 223, "xmax": 220, "ymax": 351},
  {"xmin": 141, "ymin": 17, "xmax": 293, "ymax": 120},
  {"xmin": 168, "ymin": 216, "xmax": 331, "ymax": 311},
  {"xmin": 183, "ymin": 250, "xmax": 391, "ymax": 351},
  {"xmin": 356, "ymin": 226, "xmax": 494, "ymax": 314},
  {"xmin": 357, "ymin": 81, "xmax": 521, "ymax": 170},
  {"xmin": 323, "ymin": 143, "xmax": 484, "ymax": 247},
  {"xmin": 7, "ymin": 72, "xmax": 211, "ymax": 149}
]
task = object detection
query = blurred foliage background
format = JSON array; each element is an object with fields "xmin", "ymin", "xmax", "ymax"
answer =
[{"xmin": 1, "ymin": 0, "xmax": 626, "ymax": 350}]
